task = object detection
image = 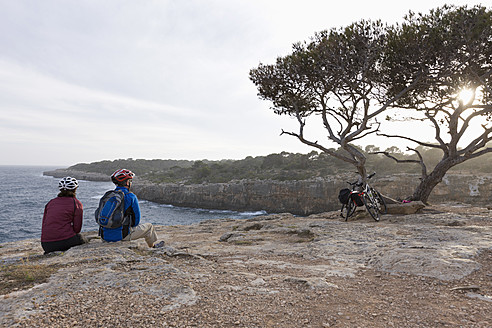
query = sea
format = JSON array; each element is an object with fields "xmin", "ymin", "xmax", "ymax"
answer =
[{"xmin": 0, "ymin": 166, "xmax": 266, "ymax": 244}]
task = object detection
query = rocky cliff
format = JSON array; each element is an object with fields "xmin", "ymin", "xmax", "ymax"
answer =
[
  {"xmin": 44, "ymin": 169, "xmax": 108, "ymax": 182},
  {"xmin": 44, "ymin": 169, "xmax": 492, "ymax": 215},
  {"xmin": 1, "ymin": 205, "xmax": 491, "ymax": 327}
]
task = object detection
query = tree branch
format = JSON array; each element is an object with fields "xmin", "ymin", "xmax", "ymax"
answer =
[
  {"xmin": 462, "ymin": 146, "xmax": 492, "ymax": 159},
  {"xmin": 373, "ymin": 151, "xmax": 420, "ymax": 164},
  {"xmin": 407, "ymin": 147, "xmax": 428, "ymax": 178},
  {"xmin": 377, "ymin": 133, "xmax": 442, "ymax": 148},
  {"xmin": 458, "ymin": 127, "xmax": 492, "ymax": 156},
  {"xmin": 424, "ymin": 111, "xmax": 447, "ymax": 149},
  {"xmin": 351, "ymin": 121, "xmax": 381, "ymax": 142},
  {"xmin": 456, "ymin": 107, "xmax": 492, "ymax": 141},
  {"xmin": 370, "ymin": 73, "xmax": 423, "ymax": 118},
  {"xmin": 373, "ymin": 146, "xmax": 428, "ymax": 178},
  {"xmin": 469, "ymin": 67, "xmax": 492, "ymax": 95},
  {"xmin": 280, "ymin": 129, "xmax": 356, "ymax": 164}
]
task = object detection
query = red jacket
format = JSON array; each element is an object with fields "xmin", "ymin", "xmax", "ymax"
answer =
[{"xmin": 41, "ymin": 197, "xmax": 83, "ymax": 242}]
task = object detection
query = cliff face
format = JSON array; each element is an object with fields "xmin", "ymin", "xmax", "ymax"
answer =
[
  {"xmin": 44, "ymin": 169, "xmax": 492, "ymax": 215},
  {"xmin": 131, "ymin": 178, "xmax": 337, "ymax": 215},
  {"xmin": 132, "ymin": 174, "xmax": 492, "ymax": 215}
]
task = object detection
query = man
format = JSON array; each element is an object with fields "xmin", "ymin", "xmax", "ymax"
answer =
[{"xmin": 100, "ymin": 169, "xmax": 164, "ymax": 248}]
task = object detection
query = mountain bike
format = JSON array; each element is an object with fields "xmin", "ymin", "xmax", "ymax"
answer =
[{"xmin": 340, "ymin": 172, "xmax": 387, "ymax": 222}]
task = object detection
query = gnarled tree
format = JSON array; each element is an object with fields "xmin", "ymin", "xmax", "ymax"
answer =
[
  {"xmin": 250, "ymin": 21, "xmax": 419, "ymax": 181},
  {"xmin": 380, "ymin": 5, "xmax": 492, "ymax": 203}
]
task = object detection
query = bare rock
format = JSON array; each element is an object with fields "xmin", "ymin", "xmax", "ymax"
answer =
[
  {"xmin": 1, "ymin": 205, "xmax": 491, "ymax": 327},
  {"xmin": 386, "ymin": 201, "xmax": 426, "ymax": 214}
]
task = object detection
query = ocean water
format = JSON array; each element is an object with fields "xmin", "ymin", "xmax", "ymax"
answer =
[{"xmin": 0, "ymin": 166, "xmax": 266, "ymax": 244}]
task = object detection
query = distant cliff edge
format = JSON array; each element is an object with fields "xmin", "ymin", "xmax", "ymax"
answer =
[{"xmin": 44, "ymin": 169, "xmax": 492, "ymax": 215}]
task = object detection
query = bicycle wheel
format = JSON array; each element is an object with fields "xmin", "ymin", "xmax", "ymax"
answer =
[
  {"xmin": 362, "ymin": 193, "xmax": 380, "ymax": 221},
  {"xmin": 341, "ymin": 201, "xmax": 356, "ymax": 221},
  {"xmin": 372, "ymin": 188, "xmax": 387, "ymax": 214}
]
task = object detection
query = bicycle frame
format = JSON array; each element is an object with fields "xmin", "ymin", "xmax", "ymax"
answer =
[{"xmin": 340, "ymin": 173, "xmax": 387, "ymax": 222}]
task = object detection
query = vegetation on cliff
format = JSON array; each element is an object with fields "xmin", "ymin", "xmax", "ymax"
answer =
[{"xmin": 66, "ymin": 147, "xmax": 492, "ymax": 185}]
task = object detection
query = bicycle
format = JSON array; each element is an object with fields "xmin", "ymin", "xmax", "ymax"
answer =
[{"xmin": 340, "ymin": 172, "xmax": 387, "ymax": 222}]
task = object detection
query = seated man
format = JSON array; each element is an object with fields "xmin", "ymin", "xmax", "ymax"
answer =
[{"xmin": 99, "ymin": 169, "xmax": 164, "ymax": 248}]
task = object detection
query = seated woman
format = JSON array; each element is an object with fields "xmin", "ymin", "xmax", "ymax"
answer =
[{"xmin": 41, "ymin": 177, "xmax": 87, "ymax": 254}]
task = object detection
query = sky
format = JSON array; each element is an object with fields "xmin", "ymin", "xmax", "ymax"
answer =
[{"xmin": 0, "ymin": 0, "xmax": 484, "ymax": 166}]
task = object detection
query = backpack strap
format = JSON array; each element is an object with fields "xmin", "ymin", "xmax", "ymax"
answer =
[
  {"xmin": 122, "ymin": 225, "xmax": 130, "ymax": 239},
  {"xmin": 121, "ymin": 202, "xmax": 134, "ymax": 238}
]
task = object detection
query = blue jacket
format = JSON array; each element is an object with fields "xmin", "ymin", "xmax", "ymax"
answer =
[{"xmin": 101, "ymin": 186, "xmax": 141, "ymax": 242}]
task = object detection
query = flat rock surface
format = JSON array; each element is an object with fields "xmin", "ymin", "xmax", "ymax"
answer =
[{"xmin": 1, "ymin": 203, "xmax": 491, "ymax": 327}]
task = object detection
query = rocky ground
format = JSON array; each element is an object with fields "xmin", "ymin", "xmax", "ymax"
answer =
[{"xmin": 0, "ymin": 203, "xmax": 491, "ymax": 327}]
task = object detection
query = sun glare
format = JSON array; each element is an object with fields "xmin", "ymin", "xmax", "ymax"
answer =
[{"xmin": 457, "ymin": 88, "xmax": 475, "ymax": 105}]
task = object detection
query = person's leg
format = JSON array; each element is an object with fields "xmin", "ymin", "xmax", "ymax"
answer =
[
  {"xmin": 41, "ymin": 234, "xmax": 87, "ymax": 254},
  {"xmin": 73, "ymin": 233, "xmax": 88, "ymax": 246},
  {"xmin": 125, "ymin": 223, "xmax": 158, "ymax": 247},
  {"xmin": 42, "ymin": 240, "xmax": 63, "ymax": 254}
]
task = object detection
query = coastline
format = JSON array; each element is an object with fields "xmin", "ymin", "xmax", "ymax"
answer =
[
  {"xmin": 43, "ymin": 169, "xmax": 108, "ymax": 181},
  {"xmin": 44, "ymin": 168, "xmax": 492, "ymax": 215}
]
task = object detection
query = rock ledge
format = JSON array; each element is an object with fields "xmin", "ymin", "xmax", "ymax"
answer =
[{"xmin": 1, "ymin": 205, "xmax": 491, "ymax": 327}]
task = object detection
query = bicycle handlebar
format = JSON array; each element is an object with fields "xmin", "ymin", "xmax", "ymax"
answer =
[{"xmin": 346, "ymin": 172, "xmax": 376, "ymax": 186}]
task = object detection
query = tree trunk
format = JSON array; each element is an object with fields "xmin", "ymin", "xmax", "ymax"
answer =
[
  {"xmin": 356, "ymin": 163, "xmax": 367, "ymax": 181},
  {"xmin": 410, "ymin": 159, "xmax": 454, "ymax": 204}
]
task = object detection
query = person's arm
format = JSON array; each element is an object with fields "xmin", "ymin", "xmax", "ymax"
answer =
[
  {"xmin": 42, "ymin": 204, "xmax": 48, "ymax": 225},
  {"xmin": 41, "ymin": 204, "xmax": 48, "ymax": 237},
  {"xmin": 129, "ymin": 194, "xmax": 141, "ymax": 226},
  {"xmin": 72, "ymin": 199, "xmax": 83, "ymax": 233}
]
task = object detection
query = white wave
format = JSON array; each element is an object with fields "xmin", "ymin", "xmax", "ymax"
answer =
[
  {"xmin": 238, "ymin": 210, "xmax": 267, "ymax": 216},
  {"xmin": 157, "ymin": 204, "xmax": 174, "ymax": 208},
  {"xmin": 206, "ymin": 209, "xmax": 236, "ymax": 214}
]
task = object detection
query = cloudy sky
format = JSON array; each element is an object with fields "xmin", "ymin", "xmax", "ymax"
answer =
[{"xmin": 0, "ymin": 0, "xmax": 482, "ymax": 166}]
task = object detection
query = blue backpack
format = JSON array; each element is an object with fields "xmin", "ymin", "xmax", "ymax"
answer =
[{"xmin": 95, "ymin": 190, "xmax": 129, "ymax": 228}]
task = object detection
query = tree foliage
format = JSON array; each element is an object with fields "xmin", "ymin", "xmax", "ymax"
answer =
[
  {"xmin": 250, "ymin": 20, "xmax": 420, "ymax": 181},
  {"xmin": 250, "ymin": 4, "xmax": 492, "ymax": 203},
  {"xmin": 69, "ymin": 159, "xmax": 193, "ymax": 176},
  {"xmin": 379, "ymin": 5, "xmax": 492, "ymax": 202}
]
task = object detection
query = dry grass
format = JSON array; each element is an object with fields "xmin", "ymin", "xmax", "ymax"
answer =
[{"xmin": 0, "ymin": 258, "xmax": 59, "ymax": 295}]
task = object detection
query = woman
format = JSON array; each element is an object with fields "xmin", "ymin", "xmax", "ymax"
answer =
[{"xmin": 41, "ymin": 177, "xmax": 87, "ymax": 254}]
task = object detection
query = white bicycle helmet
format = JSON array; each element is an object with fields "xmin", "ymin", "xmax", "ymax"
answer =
[{"xmin": 58, "ymin": 177, "xmax": 79, "ymax": 190}]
